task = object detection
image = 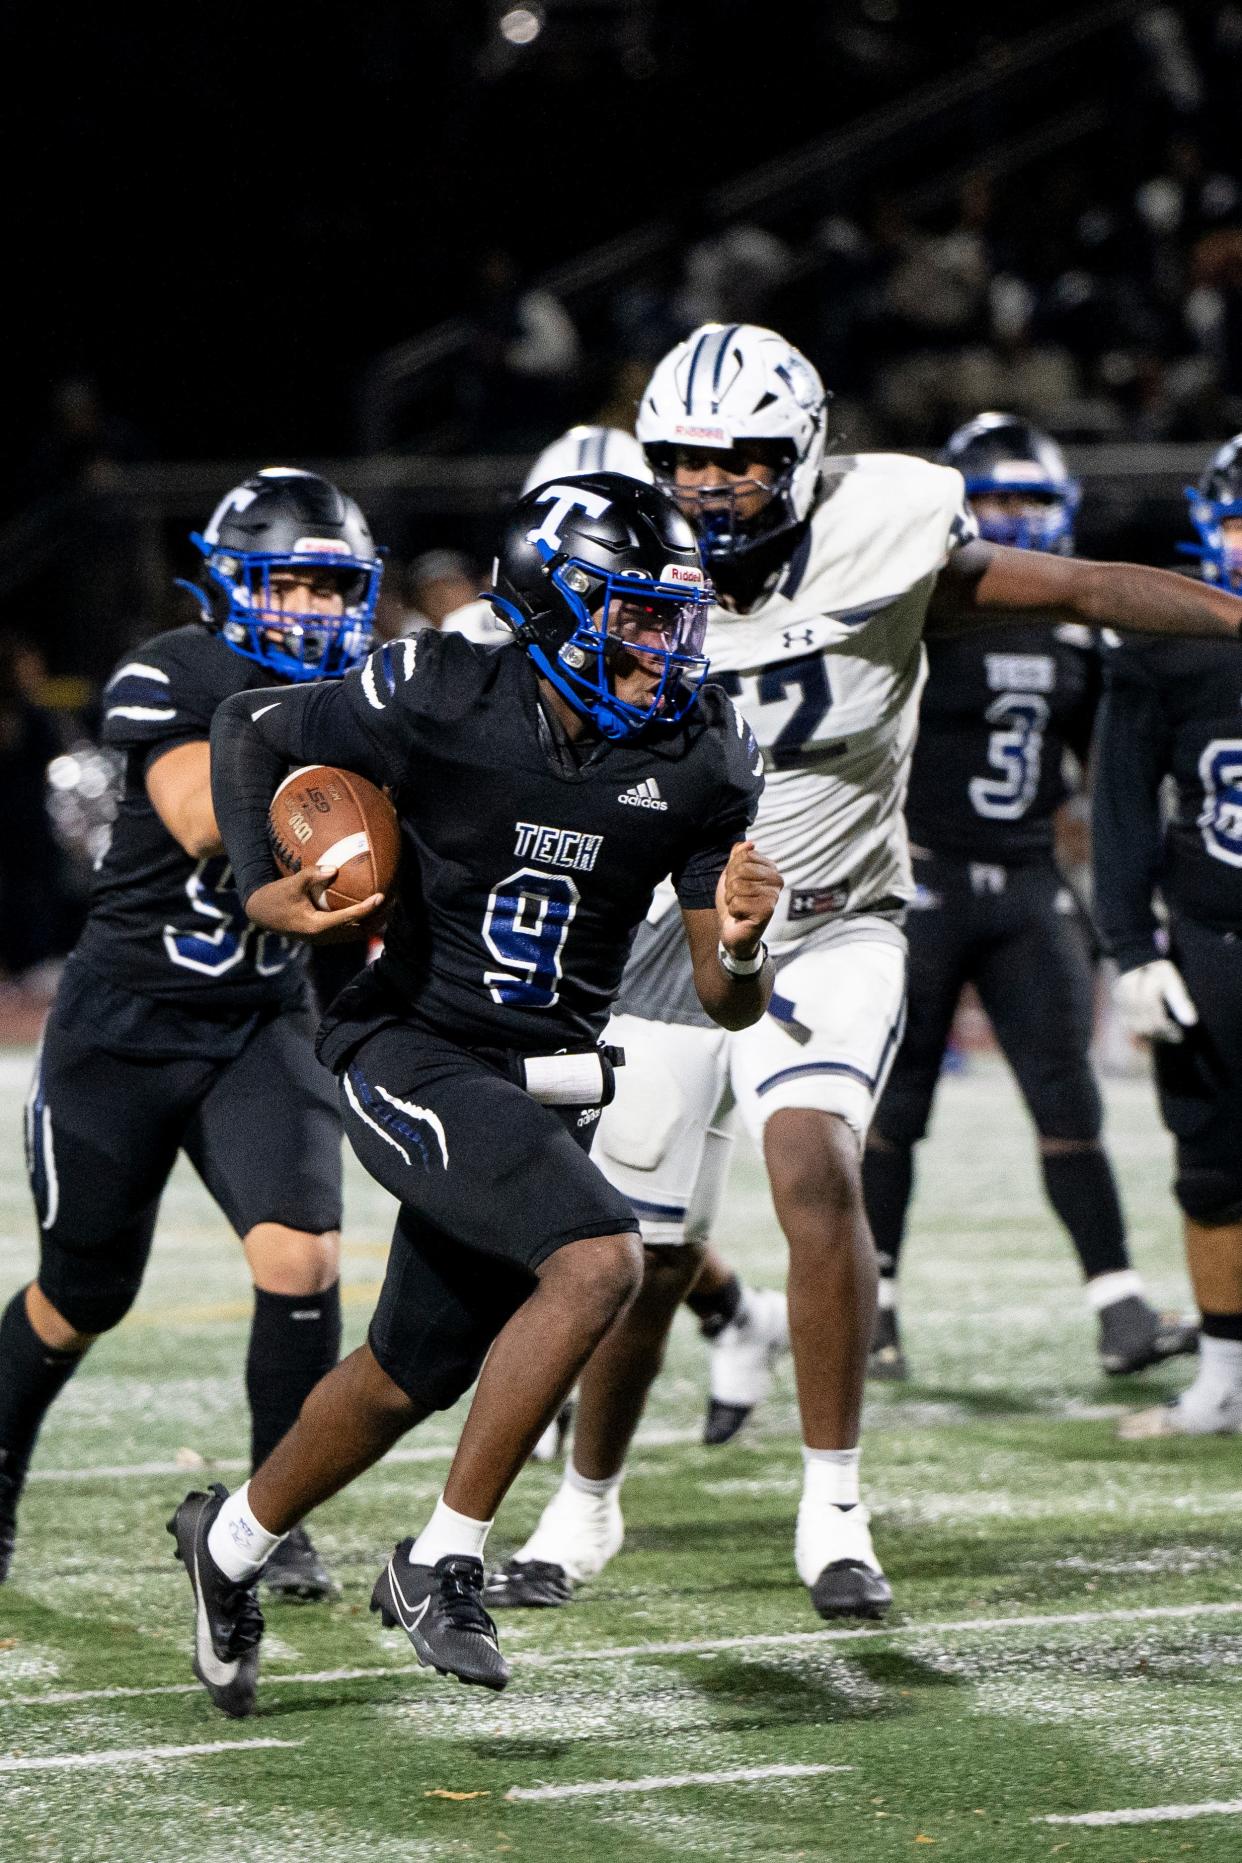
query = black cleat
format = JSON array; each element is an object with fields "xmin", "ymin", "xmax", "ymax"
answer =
[
  {"xmin": 1098, "ymin": 1295, "xmax": 1199, "ymax": 1375},
  {"xmin": 484, "ymin": 1557, "xmax": 575, "ymax": 1609},
  {"xmin": 370, "ymin": 1542, "xmax": 509, "ymax": 1690},
  {"xmin": 0, "ymin": 1467, "xmax": 19, "ymax": 1585},
  {"xmin": 868, "ymin": 1307, "xmax": 908, "ymax": 1382},
  {"xmin": 167, "ymin": 1484, "xmax": 265, "ymax": 1719},
  {"xmin": 260, "ymin": 1525, "xmax": 339, "ymax": 1603},
  {"xmin": 703, "ymin": 1399, "xmax": 753, "ymax": 1446},
  {"xmin": 810, "ymin": 1560, "xmax": 894, "ymax": 1621}
]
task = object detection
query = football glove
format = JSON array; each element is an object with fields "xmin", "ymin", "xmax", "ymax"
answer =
[{"xmin": 1114, "ymin": 958, "xmax": 1199, "ymax": 1043}]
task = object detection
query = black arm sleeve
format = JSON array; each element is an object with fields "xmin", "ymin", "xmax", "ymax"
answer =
[
  {"xmin": 210, "ymin": 646, "xmax": 421, "ymax": 904},
  {"xmin": 1091, "ymin": 644, "xmax": 1169, "ymax": 971}
]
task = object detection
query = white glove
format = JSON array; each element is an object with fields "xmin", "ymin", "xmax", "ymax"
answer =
[{"xmin": 1114, "ymin": 959, "xmax": 1199, "ymax": 1043}]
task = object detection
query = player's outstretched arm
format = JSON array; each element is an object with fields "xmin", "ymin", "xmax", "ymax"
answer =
[
  {"xmin": 683, "ymin": 841, "xmax": 782, "ymax": 1031},
  {"xmin": 927, "ymin": 539, "xmax": 1242, "ymax": 641}
]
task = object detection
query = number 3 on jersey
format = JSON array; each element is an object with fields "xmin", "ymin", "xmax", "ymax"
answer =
[
  {"xmin": 483, "ymin": 867, "xmax": 579, "ymax": 1007},
  {"xmin": 969, "ymin": 693, "xmax": 1049, "ymax": 821}
]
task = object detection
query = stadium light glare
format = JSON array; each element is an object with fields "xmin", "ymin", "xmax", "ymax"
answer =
[{"xmin": 499, "ymin": 6, "xmax": 543, "ymax": 46}]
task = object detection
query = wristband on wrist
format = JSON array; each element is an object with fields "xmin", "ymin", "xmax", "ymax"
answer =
[{"xmin": 718, "ymin": 938, "xmax": 767, "ymax": 977}]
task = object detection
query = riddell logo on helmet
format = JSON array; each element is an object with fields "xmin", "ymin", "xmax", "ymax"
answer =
[
  {"xmin": 292, "ymin": 537, "xmax": 350, "ymax": 554},
  {"xmin": 660, "ymin": 563, "xmax": 704, "ymax": 586},
  {"xmin": 671, "ymin": 422, "xmax": 730, "ymax": 446}
]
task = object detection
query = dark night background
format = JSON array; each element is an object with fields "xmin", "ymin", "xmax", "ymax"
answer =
[
  {"xmin": 6, "ymin": 0, "xmax": 1242, "ymax": 984},
  {"xmin": 4, "ymin": 0, "xmax": 1217, "ymax": 467}
]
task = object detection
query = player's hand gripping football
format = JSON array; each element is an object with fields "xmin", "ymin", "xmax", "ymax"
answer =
[
  {"xmin": 716, "ymin": 840, "xmax": 783, "ymax": 961},
  {"xmin": 244, "ymin": 866, "xmax": 384, "ymax": 945}
]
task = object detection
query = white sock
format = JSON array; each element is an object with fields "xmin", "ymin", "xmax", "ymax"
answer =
[
  {"xmin": 206, "ymin": 1481, "xmax": 286, "ymax": 1583},
  {"xmin": 409, "ymin": 1494, "xmax": 492, "ymax": 1567},
  {"xmin": 565, "ymin": 1464, "xmax": 623, "ymax": 1500},
  {"xmin": 1188, "ymin": 1333, "xmax": 1242, "ymax": 1399},
  {"xmin": 1084, "ymin": 1268, "xmax": 1144, "ymax": 1313},
  {"xmin": 801, "ymin": 1446, "xmax": 860, "ymax": 1509}
]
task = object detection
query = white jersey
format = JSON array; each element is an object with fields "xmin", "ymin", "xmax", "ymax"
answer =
[
  {"xmin": 441, "ymin": 598, "xmax": 509, "ymax": 645},
  {"xmin": 706, "ymin": 452, "xmax": 975, "ymax": 950}
]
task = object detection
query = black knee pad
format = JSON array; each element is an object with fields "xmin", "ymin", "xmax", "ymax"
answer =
[
  {"xmin": 366, "ymin": 1316, "xmax": 486, "ymax": 1413},
  {"xmin": 1173, "ymin": 1161, "xmax": 1242, "ymax": 1227},
  {"xmin": 35, "ymin": 1260, "xmax": 143, "ymax": 1335}
]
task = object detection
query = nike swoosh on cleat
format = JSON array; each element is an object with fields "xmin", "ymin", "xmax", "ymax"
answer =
[
  {"xmin": 192, "ymin": 1544, "xmax": 240, "ymax": 1689},
  {"xmin": 387, "ymin": 1562, "xmax": 431, "ymax": 1632}
]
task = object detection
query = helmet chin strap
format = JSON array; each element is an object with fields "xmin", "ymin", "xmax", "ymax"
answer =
[{"xmin": 526, "ymin": 642, "xmax": 631, "ymax": 739}]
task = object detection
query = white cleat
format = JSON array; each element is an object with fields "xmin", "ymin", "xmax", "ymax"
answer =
[
  {"xmin": 485, "ymin": 1480, "xmax": 623, "ymax": 1608},
  {"xmin": 795, "ymin": 1499, "xmax": 892, "ymax": 1621},
  {"xmin": 704, "ymin": 1286, "xmax": 790, "ymax": 1444},
  {"xmin": 1118, "ymin": 1387, "xmax": 1242, "ymax": 1440}
]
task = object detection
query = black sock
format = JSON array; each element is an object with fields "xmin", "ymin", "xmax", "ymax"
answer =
[
  {"xmin": 862, "ymin": 1142, "xmax": 914, "ymax": 1281},
  {"xmin": 0, "ymin": 1290, "xmax": 84, "ymax": 1491},
  {"xmin": 1040, "ymin": 1148, "xmax": 1129, "ymax": 1282},
  {"xmin": 247, "ymin": 1282, "xmax": 342, "ymax": 1470},
  {"xmin": 686, "ymin": 1271, "xmax": 742, "ymax": 1340},
  {"xmin": 1200, "ymin": 1310, "xmax": 1242, "ymax": 1342}
]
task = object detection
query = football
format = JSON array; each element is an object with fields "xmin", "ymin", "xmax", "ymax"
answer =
[{"xmin": 268, "ymin": 764, "xmax": 400, "ymax": 912}]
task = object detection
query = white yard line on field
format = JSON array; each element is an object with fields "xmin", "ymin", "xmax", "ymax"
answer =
[
  {"xmin": 0, "ymin": 1738, "xmax": 301, "ymax": 1773},
  {"xmin": 1040, "ymin": 1799, "xmax": 1242, "ymax": 1827},
  {"xmin": 6, "ymin": 1599, "xmax": 1242, "ymax": 1712},
  {"xmin": 27, "ymin": 1425, "xmax": 702, "ymax": 1483},
  {"xmin": 505, "ymin": 1762, "xmax": 852, "ymax": 1802}
]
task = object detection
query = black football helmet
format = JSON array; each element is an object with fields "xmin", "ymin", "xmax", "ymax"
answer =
[
  {"xmin": 184, "ymin": 466, "xmax": 382, "ymax": 681},
  {"xmin": 1183, "ymin": 434, "xmax": 1242, "ymax": 590},
  {"xmin": 487, "ymin": 473, "xmax": 712, "ymax": 739},
  {"xmin": 942, "ymin": 413, "xmax": 1080, "ymax": 553}
]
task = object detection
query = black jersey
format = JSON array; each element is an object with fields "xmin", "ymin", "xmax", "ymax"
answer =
[
  {"xmin": 1093, "ymin": 634, "xmax": 1242, "ymax": 967},
  {"xmin": 74, "ymin": 625, "xmax": 307, "ymax": 1027},
  {"xmin": 905, "ymin": 623, "xmax": 1098, "ymax": 863},
  {"xmin": 210, "ymin": 631, "xmax": 762, "ymax": 1057}
]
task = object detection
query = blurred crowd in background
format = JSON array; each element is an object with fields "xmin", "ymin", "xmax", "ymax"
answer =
[{"xmin": 4, "ymin": 1, "xmax": 1242, "ymax": 998}]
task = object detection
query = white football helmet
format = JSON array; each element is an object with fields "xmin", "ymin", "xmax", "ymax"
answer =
[
  {"xmin": 522, "ymin": 425, "xmax": 652, "ymax": 494},
  {"xmin": 636, "ymin": 323, "xmax": 829, "ymax": 567}
]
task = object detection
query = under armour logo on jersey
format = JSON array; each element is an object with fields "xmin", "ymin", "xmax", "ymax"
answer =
[
  {"xmin": 617, "ymin": 777, "xmax": 668, "ymax": 811},
  {"xmin": 525, "ymin": 483, "xmax": 611, "ymax": 554},
  {"xmin": 782, "ymin": 628, "xmax": 816, "ymax": 649}
]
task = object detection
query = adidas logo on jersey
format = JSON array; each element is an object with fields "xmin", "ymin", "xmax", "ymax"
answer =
[{"xmin": 618, "ymin": 778, "xmax": 668, "ymax": 811}]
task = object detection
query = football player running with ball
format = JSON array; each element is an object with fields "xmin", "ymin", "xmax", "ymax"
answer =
[
  {"xmin": 487, "ymin": 323, "xmax": 1242, "ymax": 1626},
  {"xmin": 172, "ymin": 473, "xmax": 780, "ymax": 1712},
  {"xmin": 1097, "ymin": 435, "xmax": 1242, "ymax": 1440},
  {"xmin": 8, "ymin": 468, "xmax": 381, "ymax": 1599}
]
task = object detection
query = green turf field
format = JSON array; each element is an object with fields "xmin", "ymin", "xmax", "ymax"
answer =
[{"xmin": 2, "ymin": 1048, "xmax": 1241, "ymax": 1861}]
